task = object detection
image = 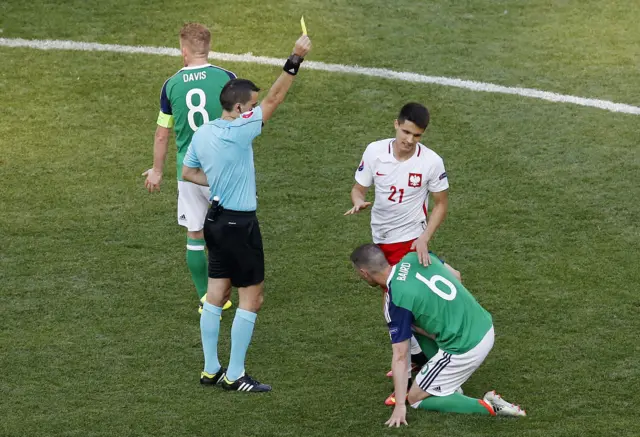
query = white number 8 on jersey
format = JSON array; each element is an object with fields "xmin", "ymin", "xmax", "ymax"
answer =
[{"xmin": 186, "ymin": 88, "xmax": 210, "ymax": 131}]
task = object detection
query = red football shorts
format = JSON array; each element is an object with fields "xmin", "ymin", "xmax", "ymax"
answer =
[{"xmin": 378, "ymin": 239, "xmax": 416, "ymax": 265}]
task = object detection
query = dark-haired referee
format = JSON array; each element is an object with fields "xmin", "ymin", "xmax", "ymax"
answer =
[{"xmin": 181, "ymin": 35, "xmax": 311, "ymax": 392}]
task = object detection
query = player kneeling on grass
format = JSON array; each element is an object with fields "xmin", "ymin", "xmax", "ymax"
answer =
[{"xmin": 350, "ymin": 244, "xmax": 526, "ymax": 426}]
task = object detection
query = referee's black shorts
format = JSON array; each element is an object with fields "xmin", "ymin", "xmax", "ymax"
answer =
[{"xmin": 203, "ymin": 208, "xmax": 264, "ymax": 288}]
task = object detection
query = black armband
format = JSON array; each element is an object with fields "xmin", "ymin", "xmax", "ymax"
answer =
[{"xmin": 283, "ymin": 54, "xmax": 304, "ymax": 76}]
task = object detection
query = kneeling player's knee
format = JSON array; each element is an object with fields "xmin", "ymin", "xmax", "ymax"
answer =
[
  {"xmin": 449, "ymin": 267, "xmax": 462, "ymax": 282},
  {"xmin": 407, "ymin": 386, "xmax": 428, "ymax": 407},
  {"xmin": 407, "ymin": 392, "xmax": 421, "ymax": 407}
]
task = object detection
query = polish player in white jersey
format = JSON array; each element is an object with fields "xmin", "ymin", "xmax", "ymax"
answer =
[
  {"xmin": 345, "ymin": 102, "xmax": 460, "ymax": 406},
  {"xmin": 345, "ymin": 102, "xmax": 457, "ymax": 272}
]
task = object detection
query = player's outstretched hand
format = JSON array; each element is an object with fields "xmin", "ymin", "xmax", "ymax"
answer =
[
  {"xmin": 142, "ymin": 168, "xmax": 162, "ymax": 193},
  {"xmin": 411, "ymin": 234, "xmax": 432, "ymax": 266},
  {"xmin": 293, "ymin": 35, "xmax": 312, "ymax": 58},
  {"xmin": 385, "ymin": 405, "xmax": 408, "ymax": 428},
  {"xmin": 344, "ymin": 201, "xmax": 372, "ymax": 215}
]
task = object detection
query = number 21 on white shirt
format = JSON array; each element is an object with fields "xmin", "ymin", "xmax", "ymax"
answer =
[{"xmin": 388, "ymin": 186, "xmax": 405, "ymax": 203}]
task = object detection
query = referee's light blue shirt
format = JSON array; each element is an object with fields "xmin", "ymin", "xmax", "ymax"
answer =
[{"xmin": 183, "ymin": 106, "xmax": 263, "ymax": 211}]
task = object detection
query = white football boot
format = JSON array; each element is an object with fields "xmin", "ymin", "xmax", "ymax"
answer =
[{"xmin": 483, "ymin": 390, "xmax": 527, "ymax": 417}]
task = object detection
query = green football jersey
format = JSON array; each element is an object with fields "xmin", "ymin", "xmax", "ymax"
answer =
[
  {"xmin": 157, "ymin": 64, "xmax": 236, "ymax": 180},
  {"xmin": 386, "ymin": 252, "xmax": 493, "ymax": 354}
]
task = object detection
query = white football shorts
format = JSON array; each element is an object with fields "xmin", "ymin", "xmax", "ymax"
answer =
[
  {"xmin": 414, "ymin": 326, "xmax": 495, "ymax": 398},
  {"xmin": 177, "ymin": 180, "xmax": 211, "ymax": 232}
]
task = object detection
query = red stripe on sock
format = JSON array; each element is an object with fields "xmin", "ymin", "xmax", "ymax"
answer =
[{"xmin": 479, "ymin": 400, "xmax": 496, "ymax": 416}]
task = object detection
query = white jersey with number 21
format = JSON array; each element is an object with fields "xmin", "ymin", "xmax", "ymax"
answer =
[{"xmin": 355, "ymin": 139, "xmax": 449, "ymax": 244}]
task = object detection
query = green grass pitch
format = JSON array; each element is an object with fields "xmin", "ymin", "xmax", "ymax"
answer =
[{"xmin": 1, "ymin": 1, "xmax": 639, "ymax": 436}]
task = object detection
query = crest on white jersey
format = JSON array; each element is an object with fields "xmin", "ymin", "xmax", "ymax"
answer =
[{"xmin": 408, "ymin": 173, "xmax": 423, "ymax": 188}]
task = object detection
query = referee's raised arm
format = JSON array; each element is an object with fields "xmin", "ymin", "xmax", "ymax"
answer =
[
  {"xmin": 181, "ymin": 33, "xmax": 313, "ymax": 394},
  {"xmin": 260, "ymin": 35, "xmax": 312, "ymax": 123}
]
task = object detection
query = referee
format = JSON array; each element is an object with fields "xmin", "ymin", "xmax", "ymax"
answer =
[{"xmin": 182, "ymin": 34, "xmax": 312, "ymax": 392}]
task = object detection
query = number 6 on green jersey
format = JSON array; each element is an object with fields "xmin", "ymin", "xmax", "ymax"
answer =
[
  {"xmin": 388, "ymin": 252, "xmax": 492, "ymax": 354},
  {"xmin": 415, "ymin": 273, "xmax": 457, "ymax": 301}
]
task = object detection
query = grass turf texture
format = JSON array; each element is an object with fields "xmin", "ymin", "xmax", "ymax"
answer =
[{"xmin": 1, "ymin": 1, "xmax": 640, "ymax": 436}]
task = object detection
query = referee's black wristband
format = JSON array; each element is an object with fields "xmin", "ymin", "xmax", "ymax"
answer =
[{"xmin": 283, "ymin": 54, "xmax": 304, "ymax": 76}]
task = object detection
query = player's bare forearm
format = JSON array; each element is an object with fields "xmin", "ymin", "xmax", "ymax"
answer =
[
  {"xmin": 391, "ymin": 341, "xmax": 410, "ymax": 408},
  {"xmin": 421, "ymin": 190, "xmax": 448, "ymax": 242},
  {"xmin": 182, "ymin": 166, "xmax": 208, "ymax": 187},
  {"xmin": 261, "ymin": 35, "xmax": 311, "ymax": 122},
  {"xmin": 153, "ymin": 125, "xmax": 171, "ymax": 172},
  {"xmin": 266, "ymin": 70, "xmax": 297, "ymax": 105},
  {"xmin": 260, "ymin": 72, "xmax": 296, "ymax": 122},
  {"xmin": 142, "ymin": 126, "xmax": 171, "ymax": 192},
  {"xmin": 351, "ymin": 183, "xmax": 369, "ymax": 205},
  {"xmin": 344, "ymin": 183, "xmax": 371, "ymax": 215}
]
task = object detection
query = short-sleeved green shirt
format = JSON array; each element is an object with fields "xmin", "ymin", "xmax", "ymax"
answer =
[
  {"xmin": 385, "ymin": 252, "xmax": 493, "ymax": 354},
  {"xmin": 157, "ymin": 64, "xmax": 236, "ymax": 180}
]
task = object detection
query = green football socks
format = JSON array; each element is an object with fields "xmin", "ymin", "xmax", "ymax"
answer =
[
  {"xmin": 414, "ymin": 392, "xmax": 494, "ymax": 415},
  {"xmin": 186, "ymin": 237, "xmax": 208, "ymax": 300}
]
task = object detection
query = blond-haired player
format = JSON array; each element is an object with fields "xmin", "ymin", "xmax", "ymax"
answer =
[{"xmin": 143, "ymin": 23, "xmax": 234, "ymax": 312}]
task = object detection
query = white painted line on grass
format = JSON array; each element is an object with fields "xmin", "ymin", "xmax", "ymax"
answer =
[{"xmin": 1, "ymin": 37, "xmax": 639, "ymax": 115}]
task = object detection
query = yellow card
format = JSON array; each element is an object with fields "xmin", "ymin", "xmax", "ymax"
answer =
[{"xmin": 300, "ymin": 16, "xmax": 307, "ymax": 35}]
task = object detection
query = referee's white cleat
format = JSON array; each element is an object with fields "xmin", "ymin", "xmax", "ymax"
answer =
[{"xmin": 483, "ymin": 391, "xmax": 527, "ymax": 417}]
